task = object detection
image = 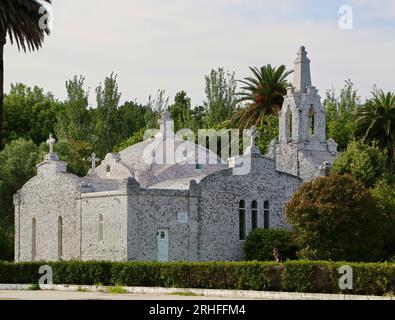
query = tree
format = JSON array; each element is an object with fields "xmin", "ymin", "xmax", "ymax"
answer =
[
  {"xmin": 324, "ymin": 80, "xmax": 360, "ymax": 151},
  {"xmin": 356, "ymin": 90, "xmax": 395, "ymax": 175},
  {"xmin": 0, "ymin": 0, "xmax": 51, "ymax": 148},
  {"xmin": 244, "ymin": 228, "xmax": 297, "ymax": 261},
  {"xmin": 203, "ymin": 68, "xmax": 237, "ymax": 127},
  {"xmin": 117, "ymin": 100, "xmax": 147, "ymax": 142},
  {"xmin": 93, "ymin": 73, "xmax": 121, "ymax": 157},
  {"xmin": 168, "ymin": 91, "xmax": 192, "ymax": 131},
  {"xmin": 38, "ymin": 140, "xmax": 88, "ymax": 177},
  {"xmin": 232, "ymin": 65, "xmax": 292, "ymax": 129},
  {"xmin": 331, "ymin": 140, "xmax": 386, "ymax": 188},
  {"xmin": 4, "ymin": 83, "xmax": 59, "ymax": 145},
  {"xmin": 372, "ymin": 180, "xmax": 395, "ymax": 260},
  {"xmin": 56, "ymin": 76, "xmax": 91, "ymax": 142},
  {"xmin": 255, "ymin": 115, "xmax": 279, "ymax": 155},
  {"xmin": 0, "ymin": 139, "xmax": 39, "ymax": 233},
  {"xmin": 285, "ymin": 174, "xmax": 385, "ymax": 262}
]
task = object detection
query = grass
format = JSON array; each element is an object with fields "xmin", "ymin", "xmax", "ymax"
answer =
[
  {"xmin": 28, "ymin": 283, "xmax": 40, "ymax": 291},
  {"xmin": 108, "ymin": 285, "xmax": 127, "ymax": 294}
]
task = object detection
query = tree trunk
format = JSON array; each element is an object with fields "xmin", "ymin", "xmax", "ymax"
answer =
[{"xmin": 0, "ymin": 35, "xmax": 5, "ymax": 149}]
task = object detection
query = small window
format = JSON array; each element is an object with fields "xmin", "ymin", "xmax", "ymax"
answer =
[
  {"xmin": 98, "ymin": 214, "xmax": 104, "ymax": 242},
  {"xmin": 286, "ymin": 108, "xmax": 293, "ymax": 140},
  {"xmin": 239, "ymin": 200, "xmax": 246, "ymax": 240},
  {"xmin": 106, "ymin": 165, "xmax": 111, "ymax": 173},
  {"xmin": 32, "ymin": 218, "xmax": 37, "ymax": 260},
  {"xmin": 160, "ymin": 231, "xmax": 166, "ymax": 239},
  {"xmin": 264, "ymin": 201, "xmax": 270, "ymax": 229},
  {"xmin": 178, "ymin": 212, "xmax": 188, "ymax": 223},
  {"xmin": 58, "ymin": 216, "xmax": 63, "ymax": 259},
  {"xmin": 195, "ymin": 163, "xmax": 203, "ymax": 172},
  {"xmin": 308, "ymin": 106, "xmax": 315, "ymax": 137},
  {"xmin": 251, "ymin": 200, "xmax": 258, "ymax": 230}
]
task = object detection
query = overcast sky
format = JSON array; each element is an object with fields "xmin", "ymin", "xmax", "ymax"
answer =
[{"xmin": 5, "ymin": 0, "xmax": 395, "ymax": 106}]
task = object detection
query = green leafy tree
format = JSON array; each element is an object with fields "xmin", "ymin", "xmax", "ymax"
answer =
[
  {"xmin": 0, "ymin": 139, "xmax": 39, "ymax": 234},
  {"xmin": 244, "ymin": 228, "xmax": 297, "ymax": 261},
  {"xmin": 93, "ymin": 73, "xmax": 121, "ymax": 157},
  {"xmin": 203, "ymin": 68, "xmax": 237, "ymax": 127},
  {"xmin": 4, "ymin": 83, "xmax": 59, "ymax": 145},
  {"xmin": 356, "ymin": 90, "xmax": 395, "ymax": 175},
  {"xmin": 232, "ymin": 65, "xmax": 292, "ymax": 128},
  {"xmin": 38, "ymin": 140, "xmax": 89, "ymax": 177},
  {"xmin": 0, "ymin": 0, "xmax": 51, "ymax": 148},
  {"xmin": 56, "ymin": 76, "xmax": 91, "ymax": 142},
  {"xmin": 285, "ymin": 174, "xmax": 385, "ymax": 262},
  {"xmin": 168, "ymin": 91, "xmax": 193, "ymax": 131},
  {"xmin": 331, "ymin": 140, "xmax": 386, "ymax": 188},
  {"xmin": 324, "ymin": 80, "xmax": 360, "ymax": 150},
  {"xmin": 372, "ymin": 180, "xmax": 395, "ymax": 260},
  {"xmin": 117, "ymin": 101, "xmax": 147, "ymax": 142},
  {"xmin": 256, "ymin": 115, "xmax": 279, "ymax": 155}
]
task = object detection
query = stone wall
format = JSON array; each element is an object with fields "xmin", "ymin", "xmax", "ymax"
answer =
[
  {"xmin": 197, "ymin": 154, "xmax": 301, "ymax": 261},
  {"xmin": 15, "ymin": 161, "xmax": 81, "ymax": 262}
]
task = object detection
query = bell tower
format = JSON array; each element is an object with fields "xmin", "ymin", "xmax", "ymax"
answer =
[
  {"xmin": 269, "ymin": 46, "xmax": 338, "ymax": 181},
  {"xmin": 279, "ymin": 46, "xmax": 326, "ymax": 146}
]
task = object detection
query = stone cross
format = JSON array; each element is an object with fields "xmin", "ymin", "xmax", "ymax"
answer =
[
  {"xmin": 46, "ymin": 134, "xmax": 56, "ymax": 153},
  {"xmin": 249, "ymin": 126, "xmax": 259, "ymax": 147},
  {"xmin": 88, "ymin": 153, "xmax": 100, "ymax": 170}
]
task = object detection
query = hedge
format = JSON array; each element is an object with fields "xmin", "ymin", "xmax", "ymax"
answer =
[{"xmin": 0, "ymin": 260, "xmax": 393, "ymax": 296}]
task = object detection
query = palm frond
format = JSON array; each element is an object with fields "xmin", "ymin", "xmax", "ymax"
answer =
[{"xmin": 0, "ymin": 0, "xmax": 51, "ymax": 52}]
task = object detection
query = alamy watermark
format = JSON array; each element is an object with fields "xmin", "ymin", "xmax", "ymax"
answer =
[
  {"xmin": 338, "ymin": 265, "xmax": 353, "ymax": 290},
  {"xmin": 38, "ymin": 0, "xmax": 53, "ymax": 31},
  {"xmin": 339, "ymin": 5, "xmax": 353, "ymax": 30}
]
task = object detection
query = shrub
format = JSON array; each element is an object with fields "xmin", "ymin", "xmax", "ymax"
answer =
[
  {"xmin": 285, "ymin": 174, "xmax": 385, "ymax": 262},
  {"xmin": 331, "ymin": 140, "xmax": 386, "ymax": 188},
  {"xmin": 372, "ymin": 180, "xmax": 395, "ymax": 260},
  {"xmin": 244, "ymin": 228, "xmax": 297, "ymax": 261},
  {"xmin": 0, "ymin": 260, "xmax": 393, "ymax": 296}
]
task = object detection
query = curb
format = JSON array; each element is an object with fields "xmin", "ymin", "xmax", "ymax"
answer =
[{"xmin": 0, "ymin": 284, "xmax": 393, "ymax": 300}]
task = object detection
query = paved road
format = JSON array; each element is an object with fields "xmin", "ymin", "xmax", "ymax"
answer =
[{"xmin": 0, "ymin": 290, "xmax": 245, "ymax": 300}]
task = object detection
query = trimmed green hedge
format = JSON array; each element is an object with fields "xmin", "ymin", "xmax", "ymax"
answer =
[{"xmin": 0, "ymin": 260, "xmax": 393, "ymax": 296}]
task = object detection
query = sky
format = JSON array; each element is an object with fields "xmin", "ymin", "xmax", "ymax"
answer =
[{"xmin": 6, "ymin": 0, "xmax": 395, "ymax": 107}]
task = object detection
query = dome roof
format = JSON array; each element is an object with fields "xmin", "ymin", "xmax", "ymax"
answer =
[{"xmin": 91, "ymin": 113, "xmax": 227, "ymax": 188}]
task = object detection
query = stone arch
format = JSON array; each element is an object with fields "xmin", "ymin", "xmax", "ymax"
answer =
[{"xmin": 308, "ymin": 105, "xmax": 316, "ymax": 138}]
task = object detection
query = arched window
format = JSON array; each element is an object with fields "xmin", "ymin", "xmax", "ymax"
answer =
[
  {"xmin": 286, "ymin": 107, "xmax": 293, "ymax": 140},
  {"xmin": 98, "ymin": 214, "xmax": 104, "ymax": 242},
  {"xmin": 239, "ymin": 200, "xmax": 246, "ymax": 240},
  {"xmin": 251, "ymin": 200, "xmax": 258, "ymax": 230},
  {"xmin": 58, "ymin": 216, "xmax": 63, "ymax": 259},
  {"xmin": 308, "ymin": 106, "xmax": 315, "ymax": 137},
  {"xmin": 264, "ymin": 201, "xmax": 270, "ymax": 229},
  {"xmin": 32, "ymin": 218, "xmax": 36, "ymax": 260}
]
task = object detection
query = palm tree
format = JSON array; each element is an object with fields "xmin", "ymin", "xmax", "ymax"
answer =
[
  {"xmin": 231, "ymin": 64, "xmax": 293, "ymax": 129},
  {"xmin": 0, "ymin": 0, "xmax": 51, "ymax": 148},
  {"xmin": 356, "ymin": 90, "xmax": 395, "ymax": 175}
]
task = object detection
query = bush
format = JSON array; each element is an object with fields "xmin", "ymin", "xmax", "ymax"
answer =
[
  {"xmin": 285, "ymin": 174, "xmax": 385, "ymax": 262},
  {"xmin": 331, "ymin": 140, "xmax": 386, "ymax": 188},
  {"xmin": 0, "ymin": 260, "xmax": 393, "ymax": 296},
  {"xmin": 372, "ymin": 180, "xmax": 395, "ymax": 260},
  {"xmin": 244, "ymin": 228, "xmax": 297, "ymax": 261}
]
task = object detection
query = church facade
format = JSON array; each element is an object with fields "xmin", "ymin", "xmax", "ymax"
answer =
[{"xmin": 14, "ymin": 47, "xmax": 338, "ymax": 262}]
